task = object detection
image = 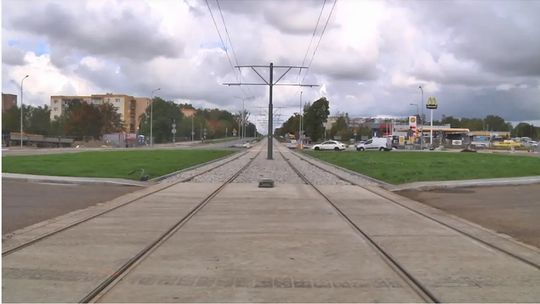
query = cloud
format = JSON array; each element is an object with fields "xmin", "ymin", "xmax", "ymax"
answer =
[
  {"xmin": 2, "ymin": 46, "xmax": 26, "ymax": 66},
  {"xmin": 2, "ymin": 0, "xmax": 540, "ymax": 128},
  {"xmin": 5, "ymin": 1, "xmax": 183, "ymax": 64}
]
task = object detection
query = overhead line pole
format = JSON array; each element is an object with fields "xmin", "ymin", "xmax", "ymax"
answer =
[{"xmin": 224, "ymin": 63, "xmax": 318, "ymax": 160}]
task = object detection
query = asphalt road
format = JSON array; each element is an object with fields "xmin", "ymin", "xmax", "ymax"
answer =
[
  {"xmin": 2, "ymin": 179, "xmax": 140, "ymax": 233},
  {"xmin": 397, "ymin": 184, "xmax": 540, "ymax": 249}
]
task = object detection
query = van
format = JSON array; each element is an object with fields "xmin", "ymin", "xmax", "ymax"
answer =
[{"xmin": 356, "ymin": 137, "xmax": 391, "ymax": 151}]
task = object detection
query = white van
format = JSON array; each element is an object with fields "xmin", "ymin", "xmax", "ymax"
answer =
[{"xmin": 356, "ymin": 137, "xmax": 391, "ymax": 151}]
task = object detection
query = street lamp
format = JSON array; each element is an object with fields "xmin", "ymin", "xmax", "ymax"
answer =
[
  {"xmin": 299, "ymin": 90, "xmax": 303, "ymax": 149},
  {"xmin": 418, "ymin": 85, "xmax": 424, "ymax": 149},
  {"xmin": 234, "ymin": 96, "xmax": 254, "ymax": 140},
  {"xmin": 150, "ymin": 88, "xmax": 160, "ymax": 147},
  {"xmin": 20, "ymin": 75, "xmax": 29, "ymax": 149},
  {"xmin": 409, "ymin": 103, "xmax": 419, "ymax": 118}
]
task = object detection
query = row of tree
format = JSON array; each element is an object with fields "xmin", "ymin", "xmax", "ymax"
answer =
[
  {"xmin": 2, "ymin": 98, "xmax": 258, "ymax": 144},
  {"xmin": 138, "ymin": 98, "xmax": 257, "ymax": 143},
  {"xmin": 275, "ymin": 97, "xmax": 330, "ymax": 142},
  {"xmin": 2, "ymin": 101, "xmax": 125, "ymax": 140},
  {"xmin": 275, "ymin": 101, "xmax": 539, "ymax": 142},
  {"xmin": 439, "ymin": 115, "xmax": 538, "ymax": 139}
]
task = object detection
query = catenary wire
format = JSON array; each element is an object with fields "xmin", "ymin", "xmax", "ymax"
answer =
[
  {"xmin": 297, "ymin": 0, "xmax": 327, "ymax": 83},
  {"xmin": 301, "ymin": 0, "xmax": 338, "ymax": 84}
]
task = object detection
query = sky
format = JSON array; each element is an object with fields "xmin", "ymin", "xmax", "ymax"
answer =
[{"xmin": 2, "ymin": 0, "xmax": 540, "ymax": 133}]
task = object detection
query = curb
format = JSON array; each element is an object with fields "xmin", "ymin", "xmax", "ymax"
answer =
[
  {"xmin": 1, "ymin": 173, "xmax": 147, "ymax": 187},
  {"xmin": 150, "ymin": 150, "xmax": 244, "ymax": 182},
  {"xmin": 390, "ymin": 176, "xmax": 540, "ymax": 192}
]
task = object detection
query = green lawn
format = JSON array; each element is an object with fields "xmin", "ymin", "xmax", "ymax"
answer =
[
  {"xmin": 2, "ymin": 149, "xmax": 235, "ymax": 180},
  {"xmin": 305, "ymin": 151, "xmax": 540, "ymax": 184}
]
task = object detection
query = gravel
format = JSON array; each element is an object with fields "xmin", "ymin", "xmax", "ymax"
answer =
[
  {"xmin": 233, "ymin": 144, "xmax": 305, "ymax": 184},
  {"xmin": 161, "ymin": 138, "xmax": 379, "ymax": 186}
]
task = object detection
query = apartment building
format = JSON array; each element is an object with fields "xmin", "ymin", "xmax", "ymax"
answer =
[
  {"xmin": 2, "ymin": 93, "xmax": 17, "ymax": 112},
  {"xmin": 50, "ymin": 94, "xmax": 150, "ymax": 133}
]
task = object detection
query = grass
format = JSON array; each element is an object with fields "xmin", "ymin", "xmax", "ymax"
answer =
[
  {"xmin": 2, "ymin": 149, "xmax": 235, "ymax": 180},
  {"xmin": 305, "ymin": 150, "xmax": 540, "ymax": 184}
]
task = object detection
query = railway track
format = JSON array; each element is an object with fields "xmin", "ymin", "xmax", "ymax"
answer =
[
  {"xmin": 278, "ymin": 148, "xmax": 438, "ymax": 303},
  {"xmin": 81, "ymin": 149, "xmax": 262, "ymax": 303},
  {"xmin": 286, "ymin": 146, "xmax": 540, "ymax": 271},
  {"xmin": 2, "ymin": 149, "xmax": 252, "ymax": 256}
]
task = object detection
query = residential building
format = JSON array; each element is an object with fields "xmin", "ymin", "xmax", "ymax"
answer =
[
  {"xmin": 2, "ymin": 93, "xmax": 17, "ymax": 112},
  {"xmin": 50, "ymin": 94, "xmax": 150, "ymax": 133}
]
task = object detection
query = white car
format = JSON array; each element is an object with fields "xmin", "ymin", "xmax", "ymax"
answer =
[
  {"xmin": 356, "ymin": 137, "xmax": 391, "ymax": 151},
  {"xmin": 312, "ymin": 140, "xmax": 347, "ymax": 151}
]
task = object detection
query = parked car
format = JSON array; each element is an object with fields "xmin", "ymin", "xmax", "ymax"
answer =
[
  {"xmin": 312, "ymin": 140, "xmax": 347, "ymax": 151},
  {"xmin": 286, "ymin": 140, "xmax": 297, "ymax": 149},
  {"xmin": 356, "ymin": 137, "xmax": 391, "ymax": 151},
  {"xmin": 492, "ymin": 140, "xmax": 522, "ymax": 148}
]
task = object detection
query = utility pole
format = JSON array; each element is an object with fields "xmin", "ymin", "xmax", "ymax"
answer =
[
  {"xmin": 299, "ymin": 90, "xmax": 303, "ymax": 149},
  {"xmin": 150, "ymin": 88, "xmax": 160, "ymax": 147},
  {"xmin": 20, "ymin": 75, "xmax": 29, "ymax": 149},
  {"xmin": 191, "ymin": 115, "xmax": 194, "ymax": 141},
  {"xmin": 418, "ymin": 85, "xmax": 424, "ymax": 150},
  {"xmin": 224, "ymin": 63, "xmax": 317, "ymax": 159}
]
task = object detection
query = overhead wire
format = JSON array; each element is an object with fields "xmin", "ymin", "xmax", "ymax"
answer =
[
  {"xmin": 215, "ymin": 0, "xmax": 253, "ymax": 104},
  {"xmin": 297, "ymin": 0, "xmax": 327, "ymax": 83},
  {"xmin": 205, "ymin": 0, "xmax": 237, "ymax": 77},
  {"xmin": 301, "ymin": 0, "xmax": 338, "ymax": 84}
]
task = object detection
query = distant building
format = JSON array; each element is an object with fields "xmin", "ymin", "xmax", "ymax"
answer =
[
  {"xmin": 2, "ymin": 93, "xmax": 17, "ymax": 112},
  {"xmin": 181, "ymin": 108, "xmax": 197, "ymax": 118},
  {"xmin": 50, "ymin": 94, "xmax": 150, "ymax": 133}
]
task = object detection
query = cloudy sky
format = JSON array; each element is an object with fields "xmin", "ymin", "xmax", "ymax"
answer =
[{"xmin": 2, "ymin": 0, "xmax": 540, "ymax": 132}]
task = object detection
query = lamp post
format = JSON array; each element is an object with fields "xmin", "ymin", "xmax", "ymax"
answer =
[
  {"xmin": 20, "ymin": 75, "xmax": 29, "ymax": 149},
  {"xmin": 150, "ymin": 88, "xmax": 160, "ymax": 147},
  {"xmin": 299, "ymin": 90, "xmax": 303, "ymax": 149},
  {"xmin": 418, "ymin": 85, "xmax": 424, "ymax": 149}
]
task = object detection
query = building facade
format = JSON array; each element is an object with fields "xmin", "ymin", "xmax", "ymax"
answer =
[
  {"xmin": 2, "ymin": 93, "xmax": 17, "ymax": 112},
  {"xmin": 50, "ymin": 94, "xmax": 150, "ymax": 133}
]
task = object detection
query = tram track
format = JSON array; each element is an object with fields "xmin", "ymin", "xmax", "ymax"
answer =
[
  {"xmin": 278, "ymin": 147, "xmax": 439, "ymax": 303},
  {"xmin": 2, "ymin": 149, "xmax": 252, "ymax": 257},
  {"xmin": 81, "ymin": 149, "xmax": 262, "ymax": 303},
  {"xmin": 286, "ymin": 147, "xmax": 540, "ymax": 271}
]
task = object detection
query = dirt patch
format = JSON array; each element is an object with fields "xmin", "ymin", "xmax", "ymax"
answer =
[
  {"xmin": 2, "ymin": 179, "xmax": 140, "ymax": 233},
  {"xmin": 397, "ymin": 184, "xmax": 540, "ymax": 249}
]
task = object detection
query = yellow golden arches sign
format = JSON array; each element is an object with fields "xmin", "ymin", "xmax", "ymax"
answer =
[{"xmin": 426, "ymin": 96, "xmax": 438, "ymax": 109}]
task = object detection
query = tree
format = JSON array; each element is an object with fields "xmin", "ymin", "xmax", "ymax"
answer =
[
  {"xmin": 330, "ymin": 115, "xmax": 348, "ymax": 140},
  {"xmin": 63, "ymin": 101, "xmax": 103, "ymax": 140},
  {"xmin": 441, "ymin": 115, "xmax": 461, "ymax": 128},
  {"xmin": 139, "ymin": 98, "xmax": 183, "ymax": 143},
  {"xmin": 514, "ymin": 123, "xmax": 537, "ymax": 139},
  {"xmin": 99, "ymin": 103, "xmax": 124, "ymax": 134},
  {"xmin": 2, "ymin": 105, "xmax": 21, "ymax": 133},
  {"xmin": 303, "ymin": 97, "xmax": 329, "ymax": 142},
  {"xmin": 275, "ymin": 114, "xmax": 300, "ymax": 138},
  {"xmin": 26, "ymin": 105, "xmax": 51, "ymax": 135},
  {"xmin": 483, "ymin": 115, "xmax": 511, "ymax": 131}
]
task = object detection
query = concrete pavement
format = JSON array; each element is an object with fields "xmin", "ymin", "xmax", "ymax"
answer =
[{"xmin": 3, "ymin": 177, "xmax": 540, "ymax": 301}]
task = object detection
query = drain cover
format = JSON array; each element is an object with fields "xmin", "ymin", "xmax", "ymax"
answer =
[{"xmin": 258, "ymin": 179, "xmax": 274, "ymax": 188}]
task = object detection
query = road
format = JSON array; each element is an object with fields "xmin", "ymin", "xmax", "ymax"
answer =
[
  {"xmin": 397, "ymin": 184, "xmax": 540, "ymax": 249},
  {"xmin": 2, "ymin": 179, "xmax": 140, "ymax": 233}
]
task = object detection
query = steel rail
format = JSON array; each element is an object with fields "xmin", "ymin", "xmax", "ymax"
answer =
[
  {"xmin": 81, "ymin": 149, "xmax": 262, "ymax": 303},
  {"xmin": 2, "ymin": 149, "xmax": 252, "ymax": 256},
  {"xmin": 289, "ymin": 148, "xmax": 540, "ymax": 271},
  {"xmin": 278, "ymin": 148, "xmax": 439, "ymax": 303}
]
